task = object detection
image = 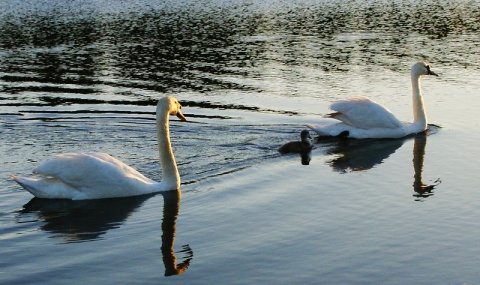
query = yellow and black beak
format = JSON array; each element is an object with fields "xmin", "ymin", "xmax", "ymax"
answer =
[
  {"xmin": 427, "ymin": 65, "xmax": 439, "ymax": 77},
  {"xmin": 176, "ymin": 108, "xmax": 186, "ymax": 121}
]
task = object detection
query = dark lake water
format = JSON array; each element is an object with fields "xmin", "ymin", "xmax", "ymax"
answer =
[{"xmin": 1, "ymin": 0, "xmax": 480, "ymax": 284}]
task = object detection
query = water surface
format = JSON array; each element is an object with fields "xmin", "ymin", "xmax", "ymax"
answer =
[{"xmin": 1, "ymin": 0, "xmax": 480, "ymax": 284}]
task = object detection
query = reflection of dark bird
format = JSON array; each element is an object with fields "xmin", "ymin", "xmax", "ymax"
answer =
[
  {"xmin": 278, "ymin": 130, "xmax": 312, "ymax": 154},
  {"xmin": 300, "ymin": 151, "xmax": 312, "ymax": 165},
  {"xmin": 18, "ymin": 194, "xmax": 152, "ymax": 242},
  {"xmin": 161, "ymin": 190, "xmax": 193, "ymax": 276}
]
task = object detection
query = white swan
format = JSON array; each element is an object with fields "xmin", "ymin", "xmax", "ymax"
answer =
[
  {"xmin": 12, "ymin": 96, "xmax": 186, "ymax": 200},
  {"xmin": 306, "ymin": 62, "xmax": 438, "ymax": 139}
]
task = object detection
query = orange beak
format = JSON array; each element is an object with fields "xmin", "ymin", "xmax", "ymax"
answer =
[{"xmin": 176, "ymin": 110, "xmax": 186, "ymax": 121}]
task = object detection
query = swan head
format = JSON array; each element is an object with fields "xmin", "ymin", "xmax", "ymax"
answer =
[
  {"xmin": 160, "ymin": 96, "xmax": 186, "ymax": 121},
  {"xmin": 411, "ymin": 62, "xmax": 438, "ymax": 78}
]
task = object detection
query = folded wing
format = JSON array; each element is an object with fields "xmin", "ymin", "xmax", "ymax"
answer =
[
  {"xmin": 327, "ymin": 96, "xmax": 403, "ymax": 129},
  {"xmin": 33, "ymin": 152, "xmax": 153, "ymax": 191}
]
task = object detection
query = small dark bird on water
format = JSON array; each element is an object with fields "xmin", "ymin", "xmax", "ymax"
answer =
[{"xmin": 278, "ymin": 130, "xmax": 313, "ymax": 154}]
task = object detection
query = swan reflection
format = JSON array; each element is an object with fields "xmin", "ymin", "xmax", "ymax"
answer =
[
  {"xmin": 160, "ymin": 190, "xmax": 193, "ymax": 276},
  {"xmin": 17, "ymin": 190, "xmax": 193, "ymax": 275},
  {"xmin": 323, "ymin": 137, "xmax": 405, "ymax": 173},
  {"xmin": 18, "ymin": 194, "xmax": 153, "ymax": 242},
  {"xmin": 320, "ymin": 128, "xmax": 441, "ymax": 199}
]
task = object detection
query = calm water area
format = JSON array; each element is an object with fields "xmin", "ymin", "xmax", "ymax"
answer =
[{"xmin": 1, "ymin": 0, "xmax": 480, "ymax": 284}]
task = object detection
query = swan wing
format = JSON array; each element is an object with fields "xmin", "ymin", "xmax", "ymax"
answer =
[
  {"xmin": 33, "ymin": 152, "xmax": 154, "ymax": 191},
  {"xmin": 327, "ymin": 96, "xmax": 403, "ymax": 129},
  {"xmin": 84, "ymin": 152, "xmax": 152, "ymax": 182}
]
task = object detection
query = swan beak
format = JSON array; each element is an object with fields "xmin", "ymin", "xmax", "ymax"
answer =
[
  {"xmin": 176, "ymin": 110, "xmax": 187, "ymax": 121},
  {"xmin": 427, "ymin": 69, "xmax": 439, "ymax": 77}
]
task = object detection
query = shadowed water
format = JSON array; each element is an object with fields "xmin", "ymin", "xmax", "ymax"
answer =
[{"xmin": 1, "ymin": 0, "xmax": 480, "ymax": 284}]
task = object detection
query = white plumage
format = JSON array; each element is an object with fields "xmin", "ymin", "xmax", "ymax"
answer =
[
  {"xmin": 328, "ymin": 96, "xmax": 403, "ymax": 129},
  {"xmin": 13, "ymin": 96, "xmax": 186, "ymax": 200},
  {"xmin": 307, "ymin": 62, "xmax": 438, "ymax": 139}
]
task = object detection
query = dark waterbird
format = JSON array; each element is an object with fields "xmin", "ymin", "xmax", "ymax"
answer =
[{"xmin": 278, "ymin": 130, "xmax": 313, "ymax": 154}]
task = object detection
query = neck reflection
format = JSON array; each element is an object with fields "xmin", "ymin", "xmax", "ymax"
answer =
[
  {"xmin": 412, "ymin": 134, "xmax": 441, "ymax": 201},
  {"xmin": 160, "ymin": 190, "xmax": 193, "ymax": 276}
]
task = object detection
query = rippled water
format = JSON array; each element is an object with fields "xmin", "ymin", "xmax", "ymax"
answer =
[{"xmin": 1, "ymin": 0, "xmax": 480, "ymax": 284}]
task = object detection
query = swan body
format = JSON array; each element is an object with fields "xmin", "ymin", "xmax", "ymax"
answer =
[
  {"xmin": 307, "ymin": 62, "xmax": 438, "ymax": 139},
  {"xmin": 13, "ymin": 96, "xmax": 186, "ymax": 200},
  {"xmin": 278, "ymin": 130, "xmax": 312, "ymax": 154}
]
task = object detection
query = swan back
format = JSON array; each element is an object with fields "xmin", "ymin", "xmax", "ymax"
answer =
[{"xmin": 18, "ymin": 152, "xmax": 156, "ymax": 199}]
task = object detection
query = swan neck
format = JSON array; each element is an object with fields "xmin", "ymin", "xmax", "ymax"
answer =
[
  {"xmin": 411, "ymin": 72, "xmax": 427, "ymax": 128},
  {"xmin": 157, "ymin": 102, "xmax": 180, "ymax": 189}
]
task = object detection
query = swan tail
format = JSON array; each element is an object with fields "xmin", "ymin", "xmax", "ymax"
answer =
[
  {"xmin": 305, "ymin": 123, "xmax": 328, "ymax": 136},
  {"xmin": 305, "ymin": 123, "xmax": 350, "ymax": 138},
  {"xmin": 12, "ymin": 175, "xmax": 79, "ymax": 199},
  {"xmin": 13, "ymin": 176, "xmax": 45, "ymax": 198},
  {"xmin": 324, "ymin": 112, "xmax": 339, "ymax": 119}
]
